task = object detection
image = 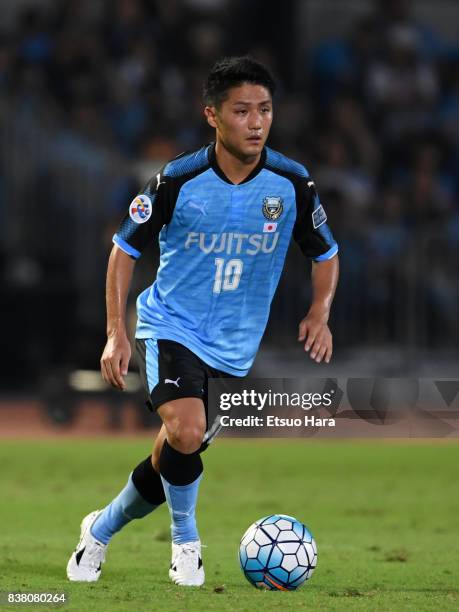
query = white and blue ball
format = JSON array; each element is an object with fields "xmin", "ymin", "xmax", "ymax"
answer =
[{"xmin": 239, "ymin": 514, "xmax": 317, "ymax": 590}]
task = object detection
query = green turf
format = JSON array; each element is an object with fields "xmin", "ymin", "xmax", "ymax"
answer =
[{"xmin": 0, "ymin": 439, "xmax": 458, "ymax": 611}]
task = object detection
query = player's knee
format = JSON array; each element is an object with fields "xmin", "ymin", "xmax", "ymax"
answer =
[{"xmin": 168, "ymin": 423, "xmax": 205, "ymax": 454}]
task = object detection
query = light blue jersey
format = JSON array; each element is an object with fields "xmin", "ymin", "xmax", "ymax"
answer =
[{"xmin": 113, "ymin": 144, "xmax": 338, "ymax": 376}]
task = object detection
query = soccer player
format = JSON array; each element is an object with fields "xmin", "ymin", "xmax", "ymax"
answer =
[{"xmin": 67, "ymin": 56, "xmax": 339, "ymax": 586}]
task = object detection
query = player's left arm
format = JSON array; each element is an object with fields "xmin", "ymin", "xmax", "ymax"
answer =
[
  {"xmin": 292, "ymin": 176, "xmax": 339, "ymax": 363},
  {"xmin": 298, "ymin": 256, "xmax": 339, "ymax": 363}
]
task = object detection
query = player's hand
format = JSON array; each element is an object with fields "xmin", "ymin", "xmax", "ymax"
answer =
[
  {"xmin": 298, "ymin": 310, "xmax": 332, "ymax": 364},
  {"xmin": 100, "ymin": 331, "xmax": 131, "ymax": 390}
]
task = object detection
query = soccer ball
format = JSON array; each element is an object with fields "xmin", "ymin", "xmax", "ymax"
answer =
[{"xmin": 239, "ymin": 514, "xmax": 317, "ymax": 590}]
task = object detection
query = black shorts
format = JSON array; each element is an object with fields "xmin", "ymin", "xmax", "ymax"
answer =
[{"xmin": 136, "ymin": 338, "xmax": 235, "ymax": 446}]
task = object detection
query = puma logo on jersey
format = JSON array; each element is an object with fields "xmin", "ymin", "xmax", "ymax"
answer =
[
  {"xmin": 156, "ymin": 173, "xmax": 166, "ymax": 189},
  {"xmin": 165, "ymin": 377, "xmax": 181, "ymax": 387},
  {"xmin": 188, "ymin": 201, "xmax": 207, "ymax": 215}
]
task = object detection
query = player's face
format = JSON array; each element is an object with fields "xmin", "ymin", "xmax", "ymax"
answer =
[{"xmin": 205, "ymin": 83, "xmax": 273, "ymax": 159}]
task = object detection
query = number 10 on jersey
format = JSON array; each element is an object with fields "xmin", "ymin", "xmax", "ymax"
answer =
[{"xmin": 213, "ymin": 258, "xmax": 243, "ymax": 294}]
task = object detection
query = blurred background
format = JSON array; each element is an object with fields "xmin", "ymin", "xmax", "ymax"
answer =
[{"xmin": 0, "ymin": 0, "xmax": 458, "ymax": 432}]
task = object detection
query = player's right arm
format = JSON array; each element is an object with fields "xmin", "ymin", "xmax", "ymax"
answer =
[
  {"xmin": 100, "ymin": 167, "xmax": 174, "ymax": 390},
  {"xmin": 100, "ymin": 245, "xmax": 135, "ymax": 390}
]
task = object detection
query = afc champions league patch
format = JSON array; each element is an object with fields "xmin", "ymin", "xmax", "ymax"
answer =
[
  {"xmin": 129, "ymin": 194, "xmax": 152, "ymax": 224},
  {"xmin": 262, "ymin": 196, "xmax": 283, "ymax": 220},
  {"xmin": 312, "ymin": 204, "xmax": 327, "ymax": 229}
]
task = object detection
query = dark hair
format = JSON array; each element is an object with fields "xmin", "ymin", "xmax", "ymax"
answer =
[{"xmin": 203, "ymin": 56, "xmax": 276, "ymax": 107}]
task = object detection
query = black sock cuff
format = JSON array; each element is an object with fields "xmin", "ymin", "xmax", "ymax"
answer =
[
  {"xmin": 159, "ymin": 439, "xmax": 203, "ymax": 486},
  {"xmin": 131, "ymin": 456, "xmax": 166, "ymax": 506}
]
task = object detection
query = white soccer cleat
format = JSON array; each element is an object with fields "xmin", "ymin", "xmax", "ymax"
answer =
[
  {"xmin": 169, "ymin": 541, "xmax": 205, "ymax": 586},
  {"xmin": 66, "ymin": 510, "xmax": 107, "ymax": 582}
]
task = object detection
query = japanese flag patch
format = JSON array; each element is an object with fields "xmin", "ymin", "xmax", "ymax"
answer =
[
  {"xmin": 263, "ymin": 222, "xmax": 277, "ymax": 233},
  {"xmin": 312, "ymin": 204, "xmax": 327, "ymax": 229},
  {"xmin": 129, "ymin": 194, "xmax": 152, "ymax": 224}
]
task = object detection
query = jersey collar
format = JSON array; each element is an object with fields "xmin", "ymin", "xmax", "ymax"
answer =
[{"xmin": 208, "ymin": 142, "xmax": 266, "ymax": 185}]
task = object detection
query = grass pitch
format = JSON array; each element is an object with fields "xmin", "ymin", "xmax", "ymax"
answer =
[{"xmin": 0, "ymin": 438, "xmax": 458, "ymax": 611}]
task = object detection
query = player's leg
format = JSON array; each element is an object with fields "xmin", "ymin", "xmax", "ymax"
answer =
[
  {"xmin": 158, "ymin": 398, "xmax": 206, "ymax": 537},
  {"xmin": 66, "ymin": 427, "xmax": 167, "ymax": 582},
  {"xmin": 157, "ymin": 397, "xmax": 207, "ymax": 586},
  {"xmin": 67, "ymin": 338, "xmax": 208, "ymax": 584},
  {"xmin": 89, "ymin": 444, "xmax": 167, "ymax": 544}
]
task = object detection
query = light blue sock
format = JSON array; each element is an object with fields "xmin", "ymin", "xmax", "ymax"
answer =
[
  {"xmin": 160, "ymin": 474, "xmax": 202, "ymax": 544},
  {"xmin": 90, "ymin": 474, "xmax": 159, "ymax": 544}
]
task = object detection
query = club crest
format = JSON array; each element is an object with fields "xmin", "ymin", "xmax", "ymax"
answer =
[{"xmin": 262, "ymin": 196, "xmax": 283, "ymax": 220}]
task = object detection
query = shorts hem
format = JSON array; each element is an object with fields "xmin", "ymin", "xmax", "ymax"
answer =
[{"xmin": 148, "ymin": 391, "xmax": 205, "ymax": 412}]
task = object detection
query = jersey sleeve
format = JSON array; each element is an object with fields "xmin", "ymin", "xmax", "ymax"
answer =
[
  {"xmin": 292, "ymin": 177, "xmax": 339, "ymax": 262},
  {"xmin": 112, "ymin": 167, "xmax": 174, "ymax": 259}
]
